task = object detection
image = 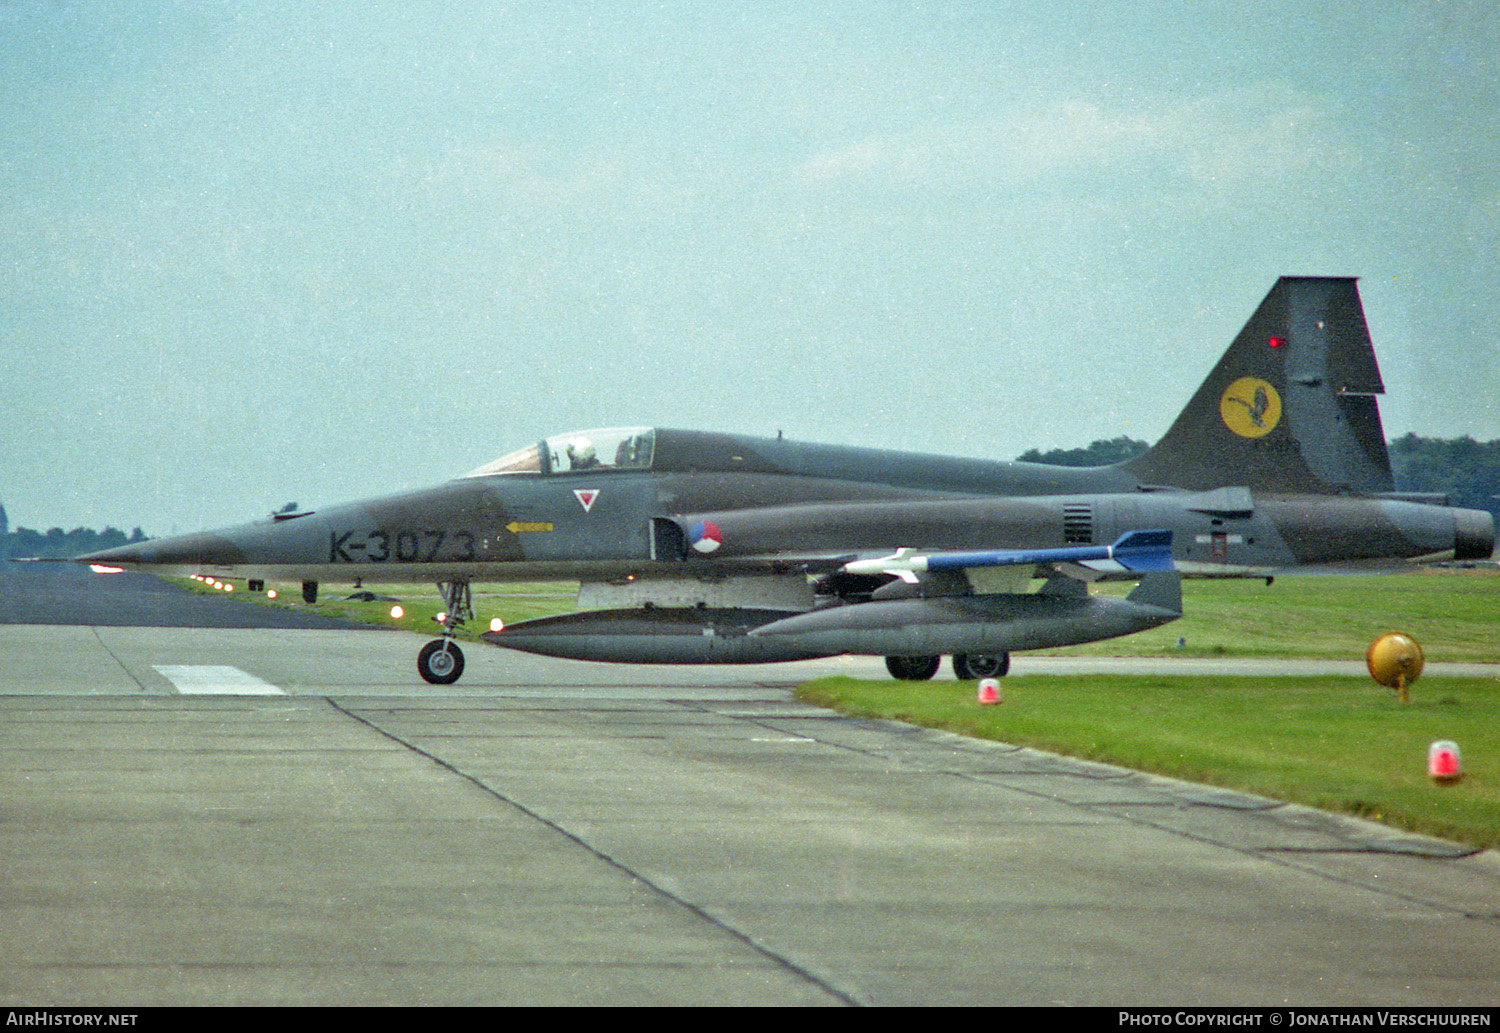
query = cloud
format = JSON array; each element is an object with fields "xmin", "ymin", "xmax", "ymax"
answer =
[
  {"xmin": 791, "ymin": 84, "xmax": 1355, "ymax": 203},
  {"xmin": 406, "ymin": 143, "xmax": 692, "ymax": 230}
]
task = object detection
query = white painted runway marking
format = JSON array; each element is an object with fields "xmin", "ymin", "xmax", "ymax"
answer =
[{"xmin": 153, "ymin": 665, "xmax": 285, "ymax": 695}]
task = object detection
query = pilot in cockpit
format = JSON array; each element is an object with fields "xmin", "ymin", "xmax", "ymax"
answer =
[{"xmin": 566, "ymin": 437, "xmax": 602, "ymax": 470}]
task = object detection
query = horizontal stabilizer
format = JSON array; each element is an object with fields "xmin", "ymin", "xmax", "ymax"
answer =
[{"xmin": 843, "ymin": 530, "xmax": 1174, "ymax": 582}]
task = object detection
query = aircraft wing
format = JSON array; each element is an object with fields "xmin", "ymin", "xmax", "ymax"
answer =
[{"xmin": 841, "ymin": 530, "xmax": 1174, "ymax": 583}]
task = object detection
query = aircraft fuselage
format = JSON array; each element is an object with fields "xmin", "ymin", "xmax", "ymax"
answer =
[{"xmin": 89, "ymin": 433, "xmax": 1492, "ymax": 584}]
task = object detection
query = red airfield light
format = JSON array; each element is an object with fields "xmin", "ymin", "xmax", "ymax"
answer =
[
  {"xmin": 1429, "ymin": 740, "xmax": 1463, "ymax": 784},
  {"xmin": 1268, "ymin": 336, "xmax": 1286, "ymax": 349}
]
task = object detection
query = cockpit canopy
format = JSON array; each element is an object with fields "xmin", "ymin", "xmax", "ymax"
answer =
[{"xmin": 465, "ymin": 427, "xmax": 656, "ymax": 478}]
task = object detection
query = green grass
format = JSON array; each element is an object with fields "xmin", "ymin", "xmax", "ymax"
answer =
[
  {"xmin": 796, "ymin": 674, "xmax": 1500, "ymax": 849},
  {"xmin": 1055, "ymin": 569, "xmax": 1500, "ymax": 660}
]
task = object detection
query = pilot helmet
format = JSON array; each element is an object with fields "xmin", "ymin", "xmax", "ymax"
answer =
[{"xmin": 567, "ymin": 437, "xmax": 595, "ymax": 464}]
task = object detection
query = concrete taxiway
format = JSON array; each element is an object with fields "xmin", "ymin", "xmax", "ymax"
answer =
[{"xmin": 2, "ymin": 570, "xmax": 1499, "ymax": 1005}]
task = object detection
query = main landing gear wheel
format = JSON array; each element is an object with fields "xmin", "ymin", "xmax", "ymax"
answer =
[
  {"xmin": 952, "ymin": 652, "xmax": 1010, "ymax": 680},
  {"xmin": 885, "ymin": 655, "xmax": 941, "ymax": 681},
  {"xmin": 418, "ymin": 640, "xmax": 465, "ymax": 685}
]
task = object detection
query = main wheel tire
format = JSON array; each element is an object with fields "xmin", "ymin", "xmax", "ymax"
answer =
[
  {"xmin": 885, "ymin": 655, "xmax": 941, "ymax": 681},
  {"xmin": 418, "ymin": 640, "xmax": 465, "ymax": 685},
  {"xmin": 952, "ymin": 651, "xmax": 1010, "ymax": 680}
]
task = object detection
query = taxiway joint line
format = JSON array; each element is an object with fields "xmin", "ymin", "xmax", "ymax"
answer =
[{"xmin": 320, "ymin": 695, "xmax": 866, "ymax": 1007}]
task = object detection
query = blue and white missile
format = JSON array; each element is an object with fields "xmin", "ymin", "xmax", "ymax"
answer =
[{"xmin": 841, "ymin": 529, "xmax": 1175, "ymax": 582}]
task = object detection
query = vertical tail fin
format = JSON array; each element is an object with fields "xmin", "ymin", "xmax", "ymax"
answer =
[{"xmin": 1123, "ymin": 277, "xmax": 1394, "ymax": 495}]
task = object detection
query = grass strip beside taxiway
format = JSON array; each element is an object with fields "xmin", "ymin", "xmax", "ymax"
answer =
[{"xmin": 796, "ymin": 673, "xmax": 1500, "ymax": 850}]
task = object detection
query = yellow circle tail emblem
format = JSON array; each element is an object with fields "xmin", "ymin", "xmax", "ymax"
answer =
[{"xmin": 1220, "ymin": 377, "xmax": 1282, "ymax": 438}]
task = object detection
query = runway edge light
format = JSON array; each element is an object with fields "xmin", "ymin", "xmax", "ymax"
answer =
[
  {"xmin": 977, "ymin": 678, "xmax": 1001, "ymax": 705},
  {"xmin": 1428, "ymin": 741, "xmax": 1463, "ymax": 785}
]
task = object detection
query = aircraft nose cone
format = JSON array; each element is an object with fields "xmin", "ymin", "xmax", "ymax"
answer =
[
  {"xmin": 78, "ymin": 531, "xmax": 247, "ymax": 569},
  {"xmin": 75, "ymin": 541, "xmax": 153, "ymax": 567}
]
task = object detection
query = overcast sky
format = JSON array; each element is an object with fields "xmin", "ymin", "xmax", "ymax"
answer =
[{"xmin": 4, "ymin": 1, "xmax": 1498, "ymax": 533}]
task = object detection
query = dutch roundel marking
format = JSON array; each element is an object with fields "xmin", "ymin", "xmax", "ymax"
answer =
[
  {"xmin": 689, "ymin": 520, "xmax": 722, "ymax": 553},
  {"xmin": 1219, "ymin": 377, "xmax": 1282, "ymax": 439},
  {"xmin": 574, "ymin": 489, "xmax": 600, "ymax": 512}
]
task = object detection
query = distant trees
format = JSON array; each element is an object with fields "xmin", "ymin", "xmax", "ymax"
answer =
[
  {"xmin": 1389, "ymin": 434, "xmax": 1500, "ymax": 519},
  {"xmin": 1015, "ymin": 434, "xmax": 1500, "ymax": 520},
  {"xmin": 1016, "ymin": 437, "xmax": 1150, "ymax": 467},
  {"xmin": 4, "ymin": 526, "xmax": 148, "ymax": 560}
]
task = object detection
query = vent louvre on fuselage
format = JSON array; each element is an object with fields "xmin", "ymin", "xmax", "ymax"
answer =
[{"xmin": 1063, "ymin": 503, "xmax": 1093, "ymax": 544}]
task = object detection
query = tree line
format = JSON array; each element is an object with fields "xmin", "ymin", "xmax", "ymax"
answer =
[
  {"xmin": 1017, "ymin": 434, "xmax": 1500, "ymax": 518},
  {"xmin": 1387, "ymin": 434, "xmax": 1500, "ymax": 518},
  {"xmin": 3, "ymin": 525, "xmax": 149, "ymax": 560}
]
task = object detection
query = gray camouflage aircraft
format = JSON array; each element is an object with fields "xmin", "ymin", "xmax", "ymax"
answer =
[{"xmin": 82, "ymin": 277, "xmax": 1495, "ymax": 684}]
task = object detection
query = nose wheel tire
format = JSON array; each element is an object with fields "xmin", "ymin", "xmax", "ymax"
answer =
[
  {"xmin": 953, "ymin": 652, "xmax": 1010, "ymax": 680},
  {"xmin": 885, "ymin": 655, "xmax": 941, "ymax": 681},
  {"xmin": 418, "ymin": 640, "xmax": 466, "ymax": 685}
]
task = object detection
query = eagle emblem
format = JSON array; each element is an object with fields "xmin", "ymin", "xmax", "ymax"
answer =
[{"xmin": 1219, "ymin": 378, "xmax": 1282, "ymax": 439}]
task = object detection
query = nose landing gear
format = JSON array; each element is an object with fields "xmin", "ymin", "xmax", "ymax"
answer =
[
  {"xmin": 417, "ymin": 638, "xmax": 465, "ymax": 684},
  {"xmin": 417, "ymin": 581, "xmax": 472, "ymax": 685}
]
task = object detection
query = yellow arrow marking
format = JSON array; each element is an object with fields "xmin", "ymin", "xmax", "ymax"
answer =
[{"xmin": 506, "ymin": 521, "xmax": 554, "ymax": 534}]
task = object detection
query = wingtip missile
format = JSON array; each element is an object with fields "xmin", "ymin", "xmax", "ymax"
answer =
[{"xmin": 841, "ymin": 530, "xmax": 1175, "ymax": 580}]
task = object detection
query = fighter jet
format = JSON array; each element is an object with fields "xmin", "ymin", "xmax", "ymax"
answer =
[{"xmin": 81, "ymin": 277, "xmax": 1495, "ymax": 684}]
